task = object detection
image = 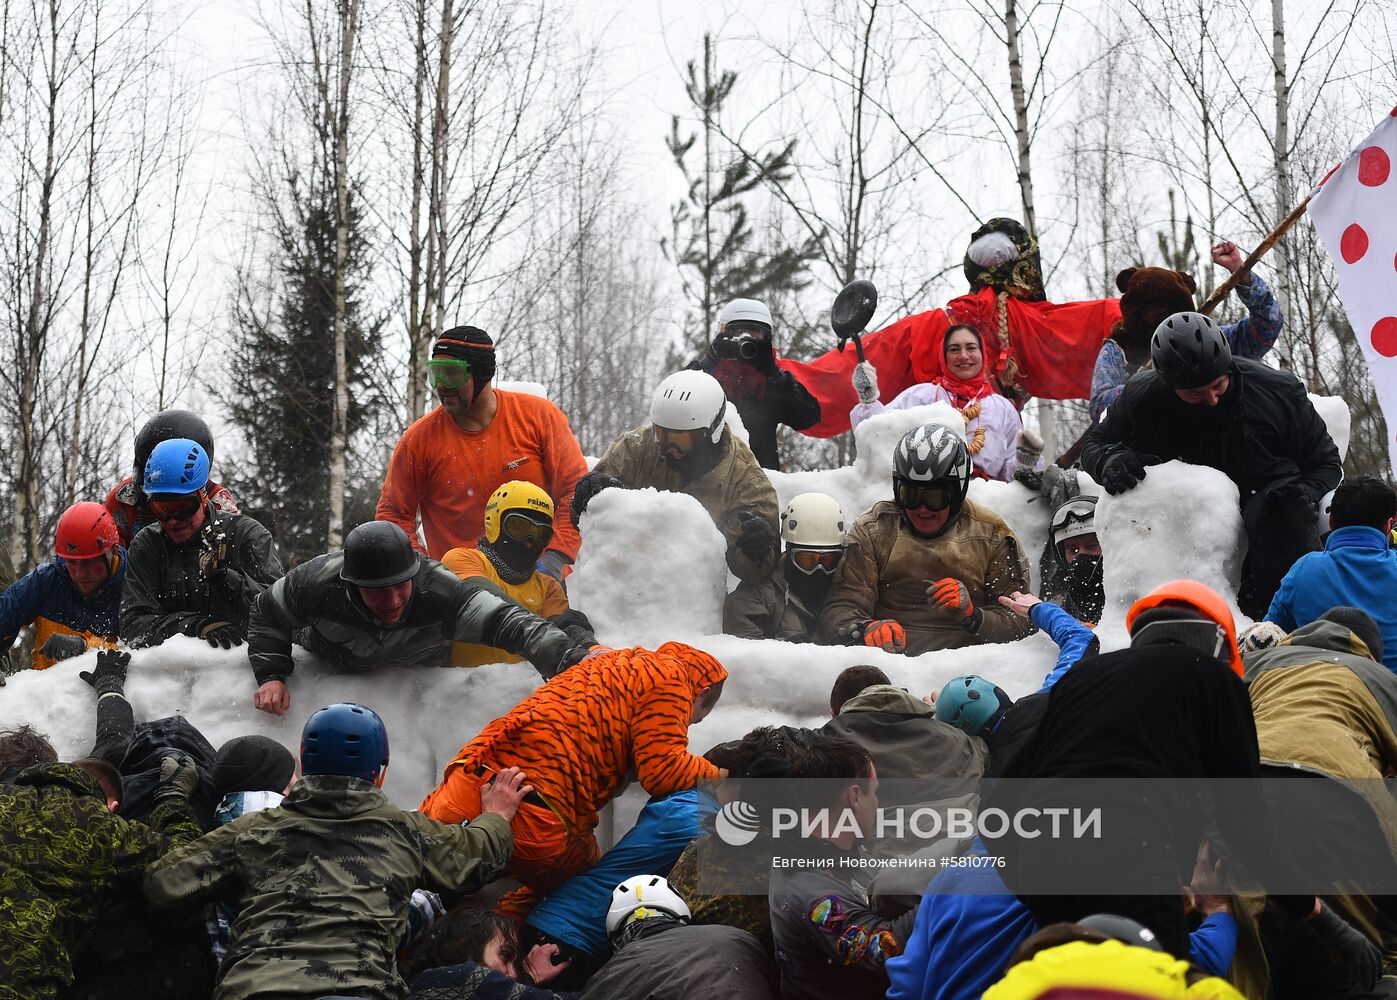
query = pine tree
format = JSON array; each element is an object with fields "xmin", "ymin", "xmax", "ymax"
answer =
[
  {"xmin": 662, "ymin": 33, "xmax": 821, "ymax": 365},
  {"xmin": 222, "ymin": 174, "xmax": 387, "ymax": 564}
]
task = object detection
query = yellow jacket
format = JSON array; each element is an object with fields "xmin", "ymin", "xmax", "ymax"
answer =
[
  {"xmin": 441, "ymin": 547, "xmax": 569, "ymax": 667},
  {"xmin": 984, "ymin": 940, "xmax": 1245, "ymax": 999}
]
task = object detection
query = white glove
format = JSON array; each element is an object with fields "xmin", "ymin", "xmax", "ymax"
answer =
[
  {"xmin": 852, "ymin": 361, "xmax": 880, "ymax": 405},
  {"xmin": 1015, "ymin": 428, "xmax": 1044, "ymax": 470}
]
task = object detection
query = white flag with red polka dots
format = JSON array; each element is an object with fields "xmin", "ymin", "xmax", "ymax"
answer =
[{"xmin": 1308, "ymin": 107, "xmax": 1397, "ymax": 472}]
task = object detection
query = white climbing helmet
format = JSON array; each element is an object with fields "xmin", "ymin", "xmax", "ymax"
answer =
[
  {"xmin": 605, "ymin": 875, "xmax": 692, "ymax": 936},
  {"xmin": 780, "ymin": 493, "xmax": 847, "ymax": 548},
  {"xmin": 651, "ymin": 370, "xmax": 727, "ymax": 444},
  {"xmin": 1316, "ymin": 487, "xmax": 1338, "ymax": 540},
  {"xmin": 718, "ymin": 298, "xmax": 773, "ymax": 333}
]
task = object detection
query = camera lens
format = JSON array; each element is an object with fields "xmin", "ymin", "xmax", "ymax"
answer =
[{"xmin": 738, "ymin": 339, "xmax": 760, "ymax": 360}]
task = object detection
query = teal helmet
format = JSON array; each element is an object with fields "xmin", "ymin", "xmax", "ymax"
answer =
[{"xmin": 934, "ymin": 675, "xmax": 1012, "ymax": 738}]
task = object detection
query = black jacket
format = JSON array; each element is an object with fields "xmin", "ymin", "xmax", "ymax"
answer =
[
  {"xmin": 687, "ymin": 355, "xmax": 821, "ymax": 470},
  {"xmin": 1081, "ymin": 358, "xmax": 1342, "ymax": 503},
  {"xmin": 120, "ymin": 504, "xmax": 282, "ymax": 648},
  {"xmin": 247, "ymin": 551, "xmax": 583, "ymax": 685}
]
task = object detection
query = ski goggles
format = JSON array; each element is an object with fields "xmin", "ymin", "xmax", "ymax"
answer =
[
  {"xmin": 1051, "ymin": 496, "xmax": 1098, "ymax": 544},
  {"xmin": 789, "ymin": 547, "xmax": 843, "ymax": 576},
  {"xmin": 894, "ymin": 479, "xmax": 956, "ymax": 511},
  {"xmin": 502, "ymin": 511, "xmax": 554, "ymax": 549},
  {"xmin": 148, "ymin": 493, "xmax": 203, "ymax": 522},
  {"xmin": 426, "ymin": 358, "xmax": 472, "ymax": 390}
]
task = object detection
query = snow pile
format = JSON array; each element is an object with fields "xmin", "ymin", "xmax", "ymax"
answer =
[
  {"xmin": 1094, "ymin": 461, "xmax": 1246, "ymax": 645},
  {"xmin": 493, "ymin": 380, "xmax": 549, "ymax": 398},
  {"xmin": 569, "ymin": 487, "xmax": 728, "ymax": 643},
  {"xmin": 1311, "ymin": 393, "xmax": 1352, "ymax": 462}
]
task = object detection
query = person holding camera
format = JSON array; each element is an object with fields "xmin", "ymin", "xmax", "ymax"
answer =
[{"xmin": 686, "ymin": 298, "xmax": 821, "ymax": 471}]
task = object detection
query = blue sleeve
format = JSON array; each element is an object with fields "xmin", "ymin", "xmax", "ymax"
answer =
[
  {"xmin": 1090, "ymin": 341, "xmax": 1127, "ymax": 424},
  {"xmin": 1263, "ymin": 565, "xmax": 1300, "ymax": 631},
  {"xmin": 1188, "ymin": 911, "xmax": 1238, "ymax": 977},
  {"xmin": 0, "ymin": 567, "xmax": 49, "ymax": 646},
  {"xmin": 884, "ymin": 890, "xmax": 935, "ymax": 1000},
  {"xmin": 1219, "ymin": 273, "xmax": 1282, "ymax": 360},
  {"xmin": 1030, "ymin": 601, "xmax": 1098, "ymax": 694}
]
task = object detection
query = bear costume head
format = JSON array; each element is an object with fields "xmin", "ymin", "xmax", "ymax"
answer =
[{"xmin": 1112, "ymin": 266, "xmax": 1197, "ymax": 364}]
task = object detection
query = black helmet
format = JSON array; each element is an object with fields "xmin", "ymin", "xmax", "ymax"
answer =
[
  {"xmin": 341, "ymin": 521, "xmax": 419, "ymax": 587},
  {"xmin": 1075, "ymin": 913, "xmax": 1164, "ymax": 952},
  {"xmin": 134, "ymin": 410, "xmax": 215, "ymax": 491},
  {"xmin": 1150, "ymin": 312, "xmax": 1232, "ymax": 390}
]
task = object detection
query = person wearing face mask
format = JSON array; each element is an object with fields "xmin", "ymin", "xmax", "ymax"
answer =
[
  {"xmin": 724, "ymin": 492, "xmax": 847, "ymax": 642},
  {"xmin": 572, "ymin": 370, "xmax": 781, "ymax": 593},
  {"xmin": 442, "ymin": 481, "xmax": 598, "ymax": 666},
  {"xmin": 822, "ymin": 423, "xmax": 1034, "ymax": 654},
  {"xmin": 1040, "ymin": 495, "xmax": 1105, "ymax": 624},
  {"xmin": 851, "ymin": 323, "xmax": 1040, "ymax": 482},
  {"xmin": 120, "ymin": 439, "xmax": 282, "ymax": 652}
]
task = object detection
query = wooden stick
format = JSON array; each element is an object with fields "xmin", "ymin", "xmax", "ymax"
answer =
[{"xmin": 1198, "ymin": 194, "xmax": 1312, "ymax": 314}]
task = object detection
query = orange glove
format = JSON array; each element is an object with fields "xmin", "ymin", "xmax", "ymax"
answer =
[
  {"xmin": 862, "ymin": 620, "xmax": 906, "ymax": 653},
  {"xmin": 928, "ymin": 578, "xmax": 983, "ymax": 633}
]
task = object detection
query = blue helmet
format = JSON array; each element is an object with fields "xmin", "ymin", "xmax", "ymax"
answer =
[
  {"xmin": 301, "ymin": 703, "xmax": 390, "ymax": 784},
  {"xmin": 934, "ymin": 675, "xmax": 1011, "ymax": 738},
  {"xmin": 143, "ymin": 437, "xmax": 210, "ymax": 496}
]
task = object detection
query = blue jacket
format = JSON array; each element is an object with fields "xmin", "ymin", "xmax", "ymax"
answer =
[
  {"xmin": 526, "ymin": 789, "xmax": 702, "ymax": 959},
  {"xmin": 0, "ymin": 553, "xmax": 126, "ymax": 669},
  {"xmin": 1266, "ymin": 525, "xmax": 1397, "ymax": 672},
  {"xmin": 1030, "ymin": 600, "xmax": 1099, "ymax": 693},
  {"xmin": 885, "ymin": 847, "xmax": 1238, "ymax": 999}
]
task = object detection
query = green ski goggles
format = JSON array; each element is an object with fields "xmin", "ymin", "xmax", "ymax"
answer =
[{"xmin": 426, "ymin": 358, "xmax": 472, "ymax": 390}]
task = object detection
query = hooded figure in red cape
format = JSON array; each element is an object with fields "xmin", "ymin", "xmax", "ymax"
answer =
[{"xmin": 783, "ymin": 219, "xmax": 1122, "ymax": 438}]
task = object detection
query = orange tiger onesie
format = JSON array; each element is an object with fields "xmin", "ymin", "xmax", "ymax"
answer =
[{"xmin": 420, "ymin": 642, "xmax": 727, "ymax": 915}]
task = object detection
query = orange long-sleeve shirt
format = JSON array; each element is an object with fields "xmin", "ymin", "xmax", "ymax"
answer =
[
  {"xmin": 426, "ymin": 643, "xmax": 727, "ymax": 837},
  {"xmin": 376, "ymin": 390, "xmax": 588, "ymax": 561}
]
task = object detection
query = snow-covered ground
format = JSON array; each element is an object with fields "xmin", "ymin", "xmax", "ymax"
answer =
[{"xmin": 0, "ymin": 394, "xmax": 1351, "ymax": 836}]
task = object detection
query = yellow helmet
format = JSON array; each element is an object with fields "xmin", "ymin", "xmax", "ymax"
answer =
[{"xmin": 484, "ymin": 481, "xmax": 555, "ymax": 545}]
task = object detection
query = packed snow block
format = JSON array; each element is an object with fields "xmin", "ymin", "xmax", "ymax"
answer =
[
  {"xmin": 968, "ymin": 478, "xmax": 1047, "ymax": 592},
  {"xmin": 569, "ymin": 486, "xmax": 728, "ymax": 643},
  {"xmin": 492, "ymin": 379, "xmax": 548, "ymax": 398},
  {"xmin": 1095, "ymin": 461, "xmax": 1245, "ymax": 645},
  {"xmin": 1310, "ymin": 393, "xmax": 1351, "ymax": 461},
  {"xmin": 769, "ymin": 402, "xmax": 965, "ymax": 522}
]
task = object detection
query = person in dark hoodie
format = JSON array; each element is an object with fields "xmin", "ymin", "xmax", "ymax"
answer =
[
  {"xmin": 1080, "ymin": 311, "xmax": 1341, "ymax": 617},
  {"xmin": 991, "ymin": 579, "xmax": 1379, "ymax": 989},
  {"xmin": 1246, "ymin": 607, "xmax": 1397, "ymax": 998},
  {"xmin": 0, "ymin": 502, "xmax": 127, "ymax": 671}
]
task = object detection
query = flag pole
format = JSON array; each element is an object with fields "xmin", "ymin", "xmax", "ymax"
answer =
[
  {"xmin": 1197, "ymin": 194, "xmax": 1313, "ymax": 314},
  {"xmin": 1053, "ymin": 192, "xmax": 1316, "ymax": 468}
]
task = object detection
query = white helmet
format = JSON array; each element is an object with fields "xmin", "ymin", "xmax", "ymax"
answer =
[
  {"xmin": 605, "ymin": 875, "xmax": 692, "ymax": 936},
  {"xmin": 1317, "ymin": 487, "xmax": 1338, "ymax": 540},
  {"xmin": 781, "ymin": 493, "xmax": 846, "ymax": 547},
  {"xmin": 651, "ymin": 370, "xmax": 727, "ymax": 444},
  {"xmin": 1050, "ymin": 495, "xmax": 1099, "ymax": 553},
  {"xmin": 719, "ymin": 298, "xmax": 773, "ymax": 333}
]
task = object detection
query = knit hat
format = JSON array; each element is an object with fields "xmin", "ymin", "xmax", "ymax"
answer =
[
  {"xmin": 1239, "ymin": 620, "xmax": 1288, "ymax": 653},
  {"xmin": 1319, "ymin": 606, "xmax": 1384, "ymax": 662},
  {"xmin": 432, "ymin": 326, "xmax": 496, "ymax": 389},
  {"xmin": 213, "ymin": 735, "xmax": 296, "ymax": 796}
]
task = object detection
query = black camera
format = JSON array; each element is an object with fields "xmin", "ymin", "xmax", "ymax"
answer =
[{"xmin": 713, "ymin": 335, "xmax": 763, "ymax": 362}]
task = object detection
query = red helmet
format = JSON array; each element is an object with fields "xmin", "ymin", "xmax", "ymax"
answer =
[{"xmin": 54, "ymin": 502, "xmax": 119, "ymax": 560}]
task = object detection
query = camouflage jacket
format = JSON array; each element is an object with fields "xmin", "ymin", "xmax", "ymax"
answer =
[
  {"xmin": 0, "ymin": 763, "xmax": 201, "ymax": 1000},
  {"xmin": 143, "ymin": 773, "xmax": 514, "ymax": 1000}
]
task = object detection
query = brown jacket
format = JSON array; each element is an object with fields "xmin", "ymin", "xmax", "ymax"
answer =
[
  {"xmin": 820, "ymin": 499, "xmax": 1032, "ymax": 653},
  {"xmin": 723, "ymin": 563, "xmax": 823, "ymax": 642},
  {"xmin": 592, "ymin": 424, "xmax": 779, "ymax": 583}
]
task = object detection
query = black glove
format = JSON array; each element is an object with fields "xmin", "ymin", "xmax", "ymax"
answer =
[
  {"xmin": 750, "ymin": 337, "xmax": 777, "ymax": 375},
  {"xmin": 736, "ymin": 512, "xmax": 775, "ymax": 562},
  {"xmin": 549, "ymin": 609, "xmax": 597, "ymax": 647},
  {"xmin": 38, "ymin": 632, "xmax": 89, "ymax": 662},
  {"xmin": 1309, "ymin": 900, "xmax": 1381, "ymax": 991},
  {"xmin": 154, "ymin": 752, "xmax": 200, "ymax": 802},
  {"xmin": 79, "ymin": 649, "xmax": 131, "ymax": 696},
  {"xmin": 1267, "ymin": 480, "xmax": 1311, "ymax": 513},
  {"xmin": 570, "ymin": 471, "xmax": 626, "ymax": 528},
  {"xmin": 198, "ymin": 620, "xmax": 245, "ymax": 650},
  {"xmin": 1099, "ymin": 449, "xmax": 1159, "ymax": 495}
]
